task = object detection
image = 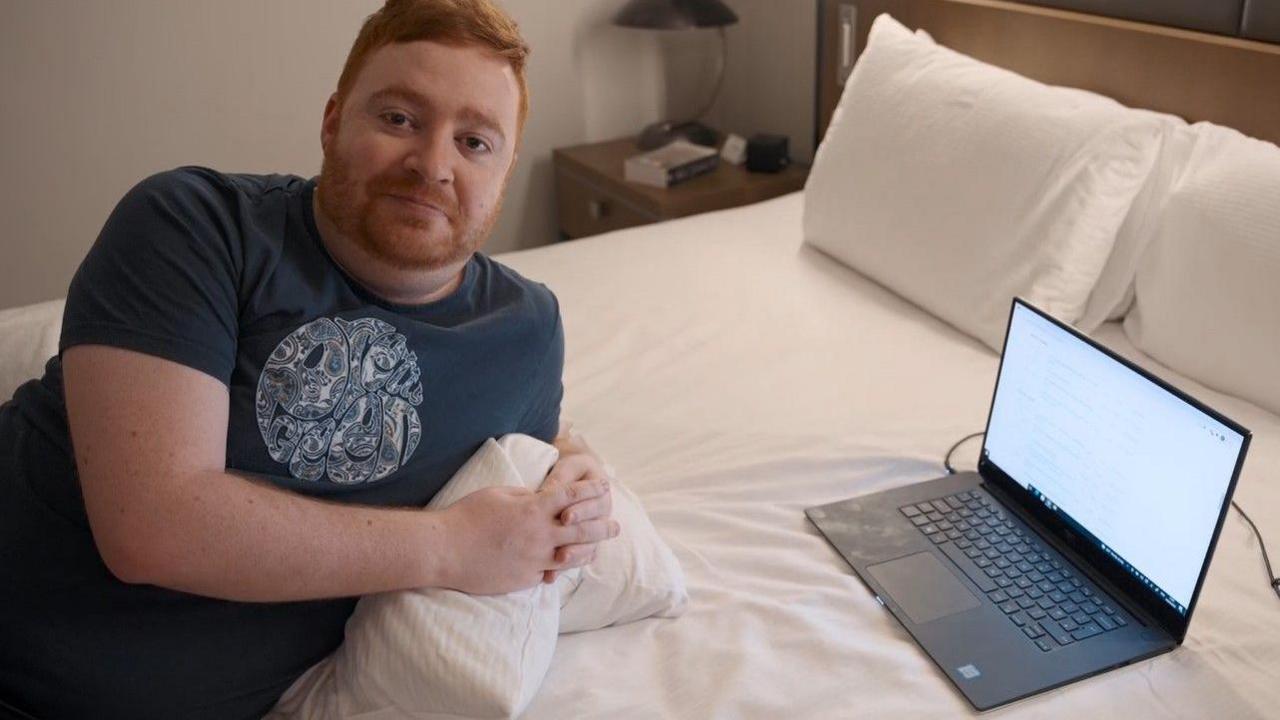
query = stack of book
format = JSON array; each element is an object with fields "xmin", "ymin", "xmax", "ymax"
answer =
[{"xmin": 623, "ymin": 140, "xmax": 719, "ymax": 188}]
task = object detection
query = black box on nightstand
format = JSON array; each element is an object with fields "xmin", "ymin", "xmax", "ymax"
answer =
[{"xmin": 746, "ymin": 134, "xmax": 790, "ymax": 173}]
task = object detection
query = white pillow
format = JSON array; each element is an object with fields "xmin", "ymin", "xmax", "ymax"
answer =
[
  {"xmin": 1124, "ymin": 122, "xmax": 1280, "ymax": 416},
  {"xmin": 803, "ymin": 13, "xmax": 1164, "ymax": 350},
  {"xmin": 1077, "ymin": 112, "xmax": 1194, "ymax": 329},
  {"xmin": 329, "ymin": 434, "xmax": 564, "ymax": 719},
  {"xmin": 557, "ymin": 479, "xmax": 688, "ymax": 633},
  {"xmin": 0, "ymin": 298, "xmax": 64, "ymax": 401},
  {"xmin": 268, "ymin": 434, "xmax": 688, "ymax": 720}
]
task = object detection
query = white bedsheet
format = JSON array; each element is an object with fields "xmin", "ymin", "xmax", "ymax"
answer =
[{"xmin": 497, "ymin": 192, "xmax": 1280, "ymax": 719}]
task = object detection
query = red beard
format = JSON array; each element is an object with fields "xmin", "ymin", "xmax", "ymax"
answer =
[{"xmin": 316, "ymin": 144, "xmax": 499, "ymax": 272}]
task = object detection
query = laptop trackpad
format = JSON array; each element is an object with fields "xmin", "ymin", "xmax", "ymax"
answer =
[{"xmin": 868, "ymin": 552, "xmax": 980, "ymax": 624}]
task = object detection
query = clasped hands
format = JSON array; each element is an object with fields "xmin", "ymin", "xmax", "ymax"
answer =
[
  {"xmin": 440, "ymin": 433, "xmax": 617, "ymax": 595},
  {"xmin": 537, "ymin": 443, "xmax": 616, "ymax": 584}
]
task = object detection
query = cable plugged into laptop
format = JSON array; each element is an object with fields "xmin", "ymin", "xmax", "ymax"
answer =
[
  {"xmin": 943, "ymin": 431, "xmax": 1280, "ymax": 603},
  {"xmin": 1229, "ymin": 500, "xmax": 1280, "ymax": 601},
  {"xmin": 943, "ymin": 431, "xmax": 985, "ymax": 475}
]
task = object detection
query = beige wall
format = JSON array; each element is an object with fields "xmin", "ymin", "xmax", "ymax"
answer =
[
  {"xmin": 712, "ymin": 0, "xmax": 818, "ymax": 163},
  {"xmin": 0, "ymin": 0, "xmax": 815, "ymax": 310}
]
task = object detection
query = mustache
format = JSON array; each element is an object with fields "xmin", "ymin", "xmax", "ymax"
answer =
[{"xmin": 373, "ymin": 178, "xmax": 458, "ymax": 221}]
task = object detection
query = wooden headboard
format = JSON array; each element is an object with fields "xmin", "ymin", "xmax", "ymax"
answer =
[{"xmin": 815, "ymin": 0, "xmax": 1280, "ymax": 147}]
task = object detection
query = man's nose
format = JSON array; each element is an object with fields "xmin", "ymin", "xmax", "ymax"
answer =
[{"xmin": 403, "ymin": 128, "xmax": 455, "ymax": 185}]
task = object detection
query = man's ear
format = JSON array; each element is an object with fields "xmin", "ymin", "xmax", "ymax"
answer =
[{"xmin": 319, "ymin": 93, "xmax": 341, "ymax": 154}]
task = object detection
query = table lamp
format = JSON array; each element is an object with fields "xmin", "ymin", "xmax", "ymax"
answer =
[{"xmin": 613, "ymin": 0, "xmax": 739, "ymax": 150}]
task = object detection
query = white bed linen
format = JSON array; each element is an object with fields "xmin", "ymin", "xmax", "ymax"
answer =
[
  {"xmin": 497, "ymin": 192, "xmax": 1280, "ymax": 719},
  {"xmin": 0, "ymin": 298, "xmax": 63, "ymax": 402}
]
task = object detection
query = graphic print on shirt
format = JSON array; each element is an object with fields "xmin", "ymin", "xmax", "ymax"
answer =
[{"xmin": 255, "ymin": 317, "xmax": 424, "ymax": 484}]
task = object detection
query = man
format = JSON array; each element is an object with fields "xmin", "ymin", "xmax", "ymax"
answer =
[{"xmin": 0, "ymin": 1, "xmax": 615, "ymax": 717}]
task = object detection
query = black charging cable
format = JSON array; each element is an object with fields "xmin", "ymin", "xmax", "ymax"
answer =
[
  {"xmin": 1230, "ymin": 500, "xmax": 1280, "ymax": 601},
  {"xmin": 943, "ymin": 431, "xmax": 986, "ymax": 475},
  {"xmin": 943, "ymin": 431, "xmax": 1280, "ymax": 601}
]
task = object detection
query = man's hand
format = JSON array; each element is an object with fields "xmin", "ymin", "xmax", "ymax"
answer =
[
  {"xmin": 541, "ymin": 432, "xmax": 615, "ymax": 582},
  {"xmin": 438, "ymin": 479, "xmax": 617, "ymax": 595}
]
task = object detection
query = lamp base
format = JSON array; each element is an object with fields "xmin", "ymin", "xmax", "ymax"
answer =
[{"xmin": 636, "ymin": 120, "xmax": 720, "ymax": 150}]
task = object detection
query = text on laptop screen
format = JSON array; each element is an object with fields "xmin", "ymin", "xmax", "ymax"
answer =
[{"xmin": 983, "ymin": 303, "xmax": 1245, "ymax": 614}]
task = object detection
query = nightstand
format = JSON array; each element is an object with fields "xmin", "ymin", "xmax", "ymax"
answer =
[{"xmin": 553, "ymin": 136, "xmax": 809, "ymax": 239}]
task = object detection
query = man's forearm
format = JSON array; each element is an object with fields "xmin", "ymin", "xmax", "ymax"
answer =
[{"xmin": 111, "ymin": 468, "xmax": 451, "ymax": 603}]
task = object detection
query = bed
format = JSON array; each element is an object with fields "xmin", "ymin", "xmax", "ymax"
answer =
[
  {"xmin": 496, "ymin": 192, "xmax": 1280, "ymax": 719},
  {"xmin": 507, "ymin": 1, "xmax": 1280, "ymax": 716},
  {"xmin": 2, "ymin": 0, "xmax": 1278, "ymax": 717}
]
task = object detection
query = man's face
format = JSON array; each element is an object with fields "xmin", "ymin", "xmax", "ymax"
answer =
[{"xmin": 317, "ymin": 40, "xmax": 520, "ymax": 271}]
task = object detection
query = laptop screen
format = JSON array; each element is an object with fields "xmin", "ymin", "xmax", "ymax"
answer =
[{"xmin": 982, "ymin": 301, "xmax": 1247, "ymax": 616}]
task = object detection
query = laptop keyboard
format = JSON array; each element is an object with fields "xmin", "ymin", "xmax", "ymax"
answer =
[{"xmin": 900, "ymin": 490, "xmax": 1128, "ymax": 652}]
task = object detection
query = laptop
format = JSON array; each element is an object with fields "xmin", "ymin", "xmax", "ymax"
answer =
[{"xmin": 806, "ymin": 297, "xmax": 1251, "ymax": 711}]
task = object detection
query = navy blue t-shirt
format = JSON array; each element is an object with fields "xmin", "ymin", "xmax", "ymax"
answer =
[{"xmin": 0, "ymin": 167, "xmax": 563, "ymax": 719}]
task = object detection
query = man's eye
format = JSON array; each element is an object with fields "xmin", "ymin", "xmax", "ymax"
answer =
[
  {"xmin": 382, "ymin": 112, "xmax": 412, "ymax": 128},
  {"xmin": 462, "ymin": 136, "xmax": 491, "ymax": 153}
]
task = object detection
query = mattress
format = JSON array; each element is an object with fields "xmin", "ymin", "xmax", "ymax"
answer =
[{"xmin": 497, "ymin": 192, "xmax": 1280, "ymax": 719}]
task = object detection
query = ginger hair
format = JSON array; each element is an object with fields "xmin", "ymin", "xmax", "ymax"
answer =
[{"xmin": 336, "ymin": 0, "xmax": 530, "ymax": 131}]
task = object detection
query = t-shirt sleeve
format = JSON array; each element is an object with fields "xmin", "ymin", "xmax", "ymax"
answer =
[
  {"xmin": 60, "ymin": 168, "xmax": 243, "ymax": 385},
  {"xmin": 519, "ymin": 290, "xmax": 565, "ymax": 444}
]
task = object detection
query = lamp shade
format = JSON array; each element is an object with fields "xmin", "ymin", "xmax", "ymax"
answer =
[{"xmin": 613, "ymin": 0, "xmax": 739, "ymax": 29}]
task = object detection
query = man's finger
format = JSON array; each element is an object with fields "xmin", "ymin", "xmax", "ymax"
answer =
[
  {"xmin": 554, "ymin": 518, "xmax": 619, "ymax": 546},
  {"xmin": 552, "ymin": 543, "xmax": 599, "ymax": 570},
  {"xmin": 559, "ymin": 492, "xmax": 613, "ymax": 525},
  {"xmin": 540, "ymin": 455, "xmax": 601, "ymax": 490},
  {"xmin": 541, "ymin": 478, "xmax": 608, "ymax": 514}
]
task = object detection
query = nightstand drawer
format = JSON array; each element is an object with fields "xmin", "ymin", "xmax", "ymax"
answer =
[{"xmin": 555, "ymin": 165, "xmax": 656, "ymax": 239}]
